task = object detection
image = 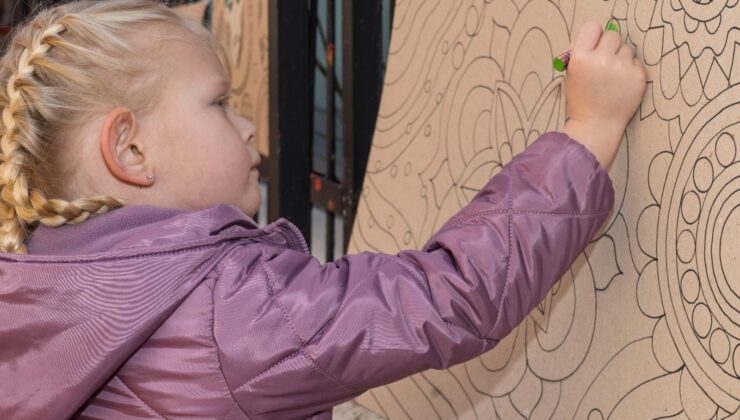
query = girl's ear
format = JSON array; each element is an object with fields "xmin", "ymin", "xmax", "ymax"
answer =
[{"xmin": 100, "ymin": 107, "xmax": 155, "ymax": 187}]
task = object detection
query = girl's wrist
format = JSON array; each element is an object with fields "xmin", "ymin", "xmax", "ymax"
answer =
[{"xmin": 562, "ymin": 118, "xmax": 624, "ymax": 171}]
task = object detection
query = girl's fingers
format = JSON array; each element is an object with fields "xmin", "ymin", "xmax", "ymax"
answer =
[
  {"xmin": 617, "ymin": 43, "xmax": 634, "ymax": 60},
  {"xmin": 597, "ymin": 30, "xmax": 622, "ymax": 54},
  {"xmin": 573, "ymin": 21, "xmax": 603, "ymax": 52}
]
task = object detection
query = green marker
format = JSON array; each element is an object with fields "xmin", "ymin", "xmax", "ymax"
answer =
[
  {"xmin": 606, "ymin": 19, "xmax": 620, "ymax": 32},
  {"xmin": 553, "ymin": 19, "xmax": 621, "ymax": 72}
]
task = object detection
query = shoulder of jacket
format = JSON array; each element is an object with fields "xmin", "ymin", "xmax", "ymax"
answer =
[{"xmin": 212, "ymin": 217, "xmax": 310, "ymax": 256}]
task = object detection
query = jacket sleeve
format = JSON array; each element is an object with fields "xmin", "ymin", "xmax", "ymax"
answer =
[{"xmin": 214, "ymin": 131, "xmax": 615, "ymax": 419}]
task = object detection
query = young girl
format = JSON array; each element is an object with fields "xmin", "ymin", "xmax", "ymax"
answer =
[{"xmin": 0, "ymin": 1, "xmax": 646, "ymax": 418}]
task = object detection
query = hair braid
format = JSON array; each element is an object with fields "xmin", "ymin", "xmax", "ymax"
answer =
[
  {"xmin": 0, "ymin": 15, "xmax": 125, "ymax": 254},
  {"xmin": 0, "ymin": 0, "xmax": 228, "ymax": 254}
]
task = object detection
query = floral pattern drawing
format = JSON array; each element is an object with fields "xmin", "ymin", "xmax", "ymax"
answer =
[{"xmin": 349, "ymin": 0, "xmax": 740, "ymax": 418}]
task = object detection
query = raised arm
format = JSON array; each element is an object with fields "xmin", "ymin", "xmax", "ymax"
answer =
[{"xmin": 212, "ymin": 131, "xmax": 614, "ymax": 419}]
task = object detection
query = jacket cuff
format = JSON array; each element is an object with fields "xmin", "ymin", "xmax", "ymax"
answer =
[{"xmin": 509, "ymin": 131, "xmax": 616, "ymax": 215}]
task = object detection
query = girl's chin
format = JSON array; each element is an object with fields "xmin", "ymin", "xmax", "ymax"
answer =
[{"xmin": 242, "ymin": 194, "xmax": 261, "ymax": 218}]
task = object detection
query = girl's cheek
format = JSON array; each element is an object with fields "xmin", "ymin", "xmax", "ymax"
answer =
[{"xmin": 226, "ymin": 139, "xmax": 252, "ymax": 168}]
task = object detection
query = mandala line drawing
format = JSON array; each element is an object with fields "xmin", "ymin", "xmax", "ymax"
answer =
[{"xmin": 350, "ymin": 0, "xmax": 740, "ymax": 418}]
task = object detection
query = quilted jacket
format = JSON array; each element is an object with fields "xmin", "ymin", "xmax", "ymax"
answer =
[{"xmin": 0, "ymin": 131, "xmax": 614, "ymax": 419}]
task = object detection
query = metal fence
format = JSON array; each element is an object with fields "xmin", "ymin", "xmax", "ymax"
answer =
[{"xmin": 264, "ymin": 0, "xmax": 393, "ymax": 261}]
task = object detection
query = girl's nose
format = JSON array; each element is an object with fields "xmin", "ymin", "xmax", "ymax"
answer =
[
  {"xmin": 229, "ymin": 109, "xmax": 257, "ymax": 146},
  {"xmin": 247, "ymin": 131, "xmax": 257, "ymax": 147},
  {"xmin": 241, "ymin": 116, "xmax": 258, "ymax": 146}
]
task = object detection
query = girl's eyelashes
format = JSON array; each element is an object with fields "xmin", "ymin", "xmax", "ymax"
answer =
[{"xmin": 215, "ymin": 95, "xmax": 231, "ymax": 110}]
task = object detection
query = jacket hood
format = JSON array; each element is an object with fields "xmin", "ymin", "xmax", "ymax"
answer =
[
  {"xmin": 0, "ymin": 204, "xmax": 298, "ymax": 418},
  {"xmin": 26, "ymin": 204, "xmax": 257, "ymax": 256}
]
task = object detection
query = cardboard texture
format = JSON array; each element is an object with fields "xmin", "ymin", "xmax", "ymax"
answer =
[
  {"xmin": 173, "ymin": 1, "xmax": 208, "ymax": 23},
  {"xmin": 349, "ymin": 0, "xmax": 740, "ymax": 418},
  {"xmin": 211, "ymin": 0, "xmax": 270, "ymax": 157}
]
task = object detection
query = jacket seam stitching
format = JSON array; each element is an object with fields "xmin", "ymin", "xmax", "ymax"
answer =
[
  {"xmin": 209, "ymin": 260, "xmax": 251, "ymax": 418},
  {"xmin": 333, "ymin": 258, "xmax": 394, "ymax": 317},
  {"xmin": 232, "ymin": 253, "xmax": 387, "ymax": 398},
  {"xmin": 432, "ymin": 210, "xmax": 509, "ymax": 236},
  {"xmin": 232, "ymin": 349, "xmax": 303, "ymax": 393},
  {"xmin": 260, "ymin": 258, "xmax": 357, "ymax": 392},
  {"xmin": 299, "ymin": 349, "xmax": 357, "ymax": 392},
  {"xmin": 232, "ymin": 347, "xmax": 358, "ymax": 394},
  {"xmin": 484, "ymin": 164, "xmax": 515, "ymax": 339},
  {"xmin": 436, "ymin": 209, "xmax": 609, "ymax": 237},
  {"xmin": 392, "ymin": 257, "xmax": 428, "ymax": 289},
  {"xmin": 115, "ymin": 375, "xmax": 165, "ymax": 419},
  {"xmin": 394, "ymin": 257, "xmax": 497, "ymax": 343},
  {"xmin": 263, "ymin": 261, "xmax": 310, "ymax": 343},
  {"xmin": 429, "ymin": 146, "xmax": 609, "ymax": 238},
  {"xmin": 432, "ymin": 210, "xmax": 610, "ymax": 243},
  {"xmin": 512, "ymin": 210, "xmax": 610, "ymax": 217}
]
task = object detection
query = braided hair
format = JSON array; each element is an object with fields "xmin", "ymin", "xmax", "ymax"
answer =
[{"xmin": 0, "ymin": 0, "xmax": 228, "ymax": 253}]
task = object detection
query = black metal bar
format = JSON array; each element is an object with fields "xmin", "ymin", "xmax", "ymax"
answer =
[
  {"xmin": 389, "ymin": 0, "xmax": 395, "ymax": 30},
  {"xmin": 268, "ymin": 0, "xmax": 313, "ymax": 242},
  {"xmin": 325, "ymin": 0, "xmax": 336, "ymax": 261},
  {"xmin": 341, "ymin": 0, "xmax": 383, "ymax": 248},
  {"xmin": 310, "ymin": 172, "xmax": 344, "ymax": 215}
]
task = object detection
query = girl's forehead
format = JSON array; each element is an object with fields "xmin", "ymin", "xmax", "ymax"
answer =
[
  {"xmin": 131, "ymin": 23, "xmax": 229, "ymax": 98},
  {"xmin": 137, "ymin": 22, "xmax": 222, "ymax": 69},
  {"xmin": 162, "ymin": 37, "xmax": 227, "ymax": 82}
]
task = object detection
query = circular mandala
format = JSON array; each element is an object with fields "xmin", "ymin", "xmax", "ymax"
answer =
[{"xmin": 658, "ymin": 85, "xmax": 740, "ymax": 410}]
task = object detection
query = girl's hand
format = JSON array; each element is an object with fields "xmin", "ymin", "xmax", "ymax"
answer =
[{"xmin": 562, "ymin": 20, "xmax": 647, "ymax": 171}]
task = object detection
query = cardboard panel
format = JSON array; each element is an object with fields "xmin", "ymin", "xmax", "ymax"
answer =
[
  {"xmin": 211, "ymin": 0, "xmax": 270, "ymax": 157},
  {"xmin": 174, "ymin": 0, "xmax": 208, "ymax": 23},
  {"xmin": 349, "ymin": 0, "xmax": 740, "ymax": 418}
]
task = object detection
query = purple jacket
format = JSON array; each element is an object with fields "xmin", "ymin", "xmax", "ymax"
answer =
[{"xmin": 0, "ymin": 132, "xmax": 614, "ymax": 419}]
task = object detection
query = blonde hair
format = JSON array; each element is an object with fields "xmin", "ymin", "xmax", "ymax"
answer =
[{"xmin": 0, "ymin": 0, "xmax": 230, "ymax": 254}]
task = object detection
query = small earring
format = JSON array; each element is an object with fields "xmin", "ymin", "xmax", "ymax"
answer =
[{"xmin": 145, "ymin": 173, "xmax": 153, "ymax": 181}]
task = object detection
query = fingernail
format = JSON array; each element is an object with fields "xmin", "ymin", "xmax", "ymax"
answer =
[{"xmin": 606, "ymin": 18, "xmax": 620, "ymax": 33}]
